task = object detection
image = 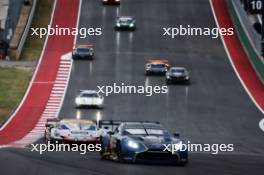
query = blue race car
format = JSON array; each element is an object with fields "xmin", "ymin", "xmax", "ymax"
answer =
[{"xmin": 99, "ymin": 120, "xmax": 188, "ymax": 165}]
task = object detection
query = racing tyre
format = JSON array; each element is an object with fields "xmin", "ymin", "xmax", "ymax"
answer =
[
  {"xmin": 116, "ymin": 141, "xmax": 124, "ymax": 162},
  {"xmin": 177, "ymin": 159, "xmax": 188, "ymax": 166},
  {"xmin": 166, "ymin": 79, "xmax": 171, "ymax": 84},
  {"xmin": 100, "ymin": 137, "xmax": 109, "ymax": 160}
]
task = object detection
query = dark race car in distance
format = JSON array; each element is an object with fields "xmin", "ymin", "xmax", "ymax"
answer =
[
  {"xmin": 102, "ymin": 0, "xmax": 120, "ymax": 5},
  {"xmin": 99, "ymin": 120, "xmax": 188, "ymax": 165},
  {"xmin": 145, "ymin": 59, "xmax": 169, "ymax": 75},
  {"xmin": 72, "ymin": 44, "xmax": 94, "ymax": 60},
  {"xmin": 166, "ymin": 67, "xmax": 190, "ymax": 84},
  {"xmin": 115, "ymin": 16, "xmax": 136, "ymax": 30}
]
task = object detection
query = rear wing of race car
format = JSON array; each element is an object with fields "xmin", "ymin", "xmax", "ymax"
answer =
[
  {"xmin": 99, "ymin": 120, "xmax": 122, "ymax": 132},
  {"xmin": 98, "ymin": 120, "xmax": 160, "ymax": 132},
  {"xmin": 45, "ymin": 118, "xmax": 60, "ymax": 128},
  {"xmin": 73, "ymin": 44, "xmax": 94, "ymax": 49}
]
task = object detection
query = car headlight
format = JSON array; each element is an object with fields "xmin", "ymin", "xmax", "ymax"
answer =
[
  {"xmin": 116, "ymin": 23, "xmax": 121, "ymax": 27},
  {"xmin": 98, "ymin": 98, "xmax": 104, "ymax": 104},
  {"xmin": 185, "ymin": 76, "xmax": 189, "ymax": 80},
  {"xmin": 129, "ymin": 23, "xmax": 134, "ymax": 27},
  {"xmin": 75, "ymin": 98, "xmax": 80, "ymax": 105},
  {"xmin": 127, "ymin": 140, "xmax": 139, "ymax": 149},
  {"xmin": 166, "ymin": 75, "xmax": 171, "ymax": 79}
]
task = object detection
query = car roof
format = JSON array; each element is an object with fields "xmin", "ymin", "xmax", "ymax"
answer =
[
  {"xmin": 122, "ymin": 122, "xmax": 163, "ymax": 129},
  {"xmin": 74, "ymin": 44, "xmax": 93, "ymax": 49},
  {"xmin": 60, "ymin": 119, "xmax": 94, "ymax": 124},
  {"xmin": 170, "ymin": 67, "xmax": 186, "ymax": 70}
]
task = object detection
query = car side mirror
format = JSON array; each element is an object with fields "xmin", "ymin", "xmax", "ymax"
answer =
[{"xmin": 173, "ymin": 132, "xmax": 180, "ymax": 138}]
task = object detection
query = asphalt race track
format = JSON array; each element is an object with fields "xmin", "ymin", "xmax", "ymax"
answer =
[{"xmin": 1, "ymin": 0, "xmax": 264, "ymax": 174}]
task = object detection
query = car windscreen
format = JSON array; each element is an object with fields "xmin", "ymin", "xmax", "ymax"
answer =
[
  {"xmin": 119, "ymin": 18, "xmax": 132, "ymax": 22},
  {"xmin": 77, "ymin": 48, "xmax": 90, "ymax": 53},
  {"xmin": 171, "ymin": 69, "xmax": 185, "ymax": 73},
  {"xmin": 81, "ymin": 123, "xmax": 97, "ymax": 131},
  {"xmin": 81, "ymin": 93, "xmax": 98, "ymax": 98},
  {"xmin": 123, "ymin": 128, "xmax": 147, "ymax": 135},
  {"xmin": 146, "ymin": 129, "xmax": 170, "ymax": 136},
  {"xmin": 151, "ymin": 64, "xmax": 165, "ymax": 68},
  {"xmin": 58, "ymin": 124, "xmax": 70, "ymax": 130},
  {"xmin": 61, "ymin": 123, "xmax": 79, "ymax": 130}
]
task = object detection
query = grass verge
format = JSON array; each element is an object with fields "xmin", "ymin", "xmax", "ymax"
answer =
[
  {"xmin": 0, "ymin": 0, "xmax": 53, "ymax": 124},
  {"xmin": 0, "ymin": 68, "xmax": 32, "ymax": 124},
  {"xmin": 20, "ymin": 0, "xmax": 53, "ymax": 61}
]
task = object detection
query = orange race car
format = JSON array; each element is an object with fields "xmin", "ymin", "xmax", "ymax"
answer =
[{"xmin": 145, "ymin": 59, "xmax": 170, "ymax": 75}]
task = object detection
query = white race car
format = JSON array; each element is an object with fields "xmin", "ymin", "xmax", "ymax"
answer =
[
  {"xmin": 44, "ymin": 119, "xmax": 104, "ymax": 143},
  {"xmin": 75, "ymin": 90, "xmax": 104, "ymax": 108}
]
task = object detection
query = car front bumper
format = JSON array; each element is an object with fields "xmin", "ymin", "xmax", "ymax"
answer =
[
  {"xmin": 166, "ymin": 77, "xmax": 190, "ymax": 83},
  {"xmin": 122, "ymin": 149, "xmax": 188, "ymax": 164},
  {"xmin": 72, "ymin": 54, "xmax": 94, "ymax": 59},
  {"xmin": 146, "ymin": 70, "xmax": 167, "ymax": 75},
  {"xmin": 115, "ymin": 25, "xmax": 135, "ymax": 30},
  {"xmin": 63, "ymin": 137, "xmax": 100, "ymax": 144}
]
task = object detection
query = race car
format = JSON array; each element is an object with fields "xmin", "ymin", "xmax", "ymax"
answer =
[
  {"xmin": 115, "ymin": 16, "xmax": 136, "ymax": 30},
  {"xmin": 99, "ymin": 120, "xmax": 188, "ymax": 165},
  {"xmin": 44, "ymin": 119, "xmax": 102, "ymax": 144},
  {"xmin": 72, "ymin": 44, "xmax": 94, "ymax": 60},
  {"xmin": 75, "ymin": 90, "xmax": 104, "ymax": 109},
  {"xmin": 102, "ymin": 0, "xmax": 120, "ymax": 5},
  {"xmin": 166, "ymin": 67, "xmax": 190, "ymax": 84},
  {"xmin": 145, "ymin": 59, "xmax": 169, "ymax": 75}
]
